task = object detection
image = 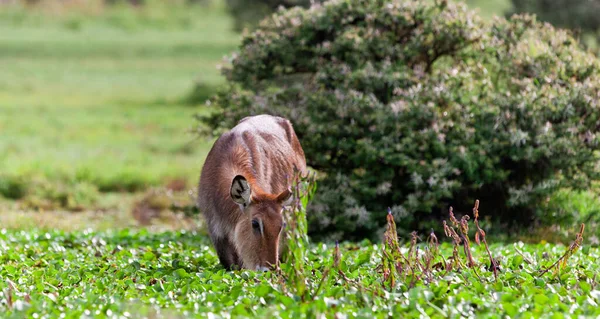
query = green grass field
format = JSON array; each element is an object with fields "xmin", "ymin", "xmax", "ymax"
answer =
[
  {"xmin": 466, "ymin": 0, "xmax": 511, "ymax": 19},
  {"xmin": 1, "ymin": 225, "xmax": 598, "ymax": 318},
  {"xmin": 0, "ymin": 1, "xmax": 238, "ymax": 216}
]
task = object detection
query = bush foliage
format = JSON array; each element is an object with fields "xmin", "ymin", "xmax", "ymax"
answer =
[{"xmin": 200, "ymin": 0, "xmax": 600, "ymax": 240}]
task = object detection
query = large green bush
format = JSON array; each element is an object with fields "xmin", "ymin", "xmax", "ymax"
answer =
[{"xmin": 200, "ymin": 0, "xmax": 600, "ymax": 241}]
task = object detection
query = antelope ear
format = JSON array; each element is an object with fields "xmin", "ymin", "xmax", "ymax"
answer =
[
  {"xmin": 231, "ymin": 175, "xmax": 252, "ymax": 208},
  {"xmin": 276, "ymin": 188, "xmax": 293, "ymax": 207}
]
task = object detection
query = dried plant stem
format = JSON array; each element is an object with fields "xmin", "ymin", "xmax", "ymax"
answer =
[
  {"xmin": 538, "ymin": 223, "xmax": 585, "ymax": 277},
  {"xmin": 513, "ymin": 246, "xmax": 534, "ymax": 264},
  {"xmin": 380, "ymin": 200, "xmax": 501, "ymax": 291},
  {"xmin": 472, "ymin": 200, "xmax": 499, "ymax": 280},
  {"xmin": 312, "ymin": 268, "xmax": 330, "ymax": 300},
  {"xmin": 460, "ymin": 233, "xmax": 476, "ymax": 267}
]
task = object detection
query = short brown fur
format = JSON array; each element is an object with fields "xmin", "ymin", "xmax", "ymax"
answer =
[{"xmin": 197, "ymin": 115, "xmax": 307, "ymax": 270}]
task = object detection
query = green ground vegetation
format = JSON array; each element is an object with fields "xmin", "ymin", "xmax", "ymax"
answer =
[
  {"xmin": 0, "ymin": 214, "xmax": 598, "ymax": 318},
  {"xmin": 0, "ymin": 0, "xmax": 237, "ymax": 212}
]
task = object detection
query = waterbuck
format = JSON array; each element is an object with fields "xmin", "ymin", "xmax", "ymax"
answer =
[{"xmin": 197, "ymin": 115, "xmax": 307, "ymax": 271}]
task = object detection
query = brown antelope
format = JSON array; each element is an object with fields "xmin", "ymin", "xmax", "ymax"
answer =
[{"xmin": 197, "ymin": 115, "xmax": 307, "ymax": 271}]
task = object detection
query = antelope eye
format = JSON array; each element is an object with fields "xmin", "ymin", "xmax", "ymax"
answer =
[{"xmin": 251, "ymin": 219, "xmax": 260, "ymax": 231}]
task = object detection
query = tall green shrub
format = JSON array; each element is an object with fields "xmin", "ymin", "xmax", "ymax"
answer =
[{"xmin": 200, "ymin": 0, "xmax": 600, "ymax": 241}]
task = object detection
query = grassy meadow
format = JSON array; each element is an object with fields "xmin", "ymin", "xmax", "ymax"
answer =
[
  {"xmin": 1, "ymin": 203, "xmax": 599, "ymax": 318},
  {"xmin": 0, "ymin": 1, "xmax": 239, "ymax": 224},
  {"xmin": 1, "ymin": 0, "xmax": 600, "ymax": 318}
]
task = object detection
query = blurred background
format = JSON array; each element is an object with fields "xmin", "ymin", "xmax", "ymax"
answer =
[{"xmin": 0, "ymin": 0, "xmax": 598, "ymax": 241}]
